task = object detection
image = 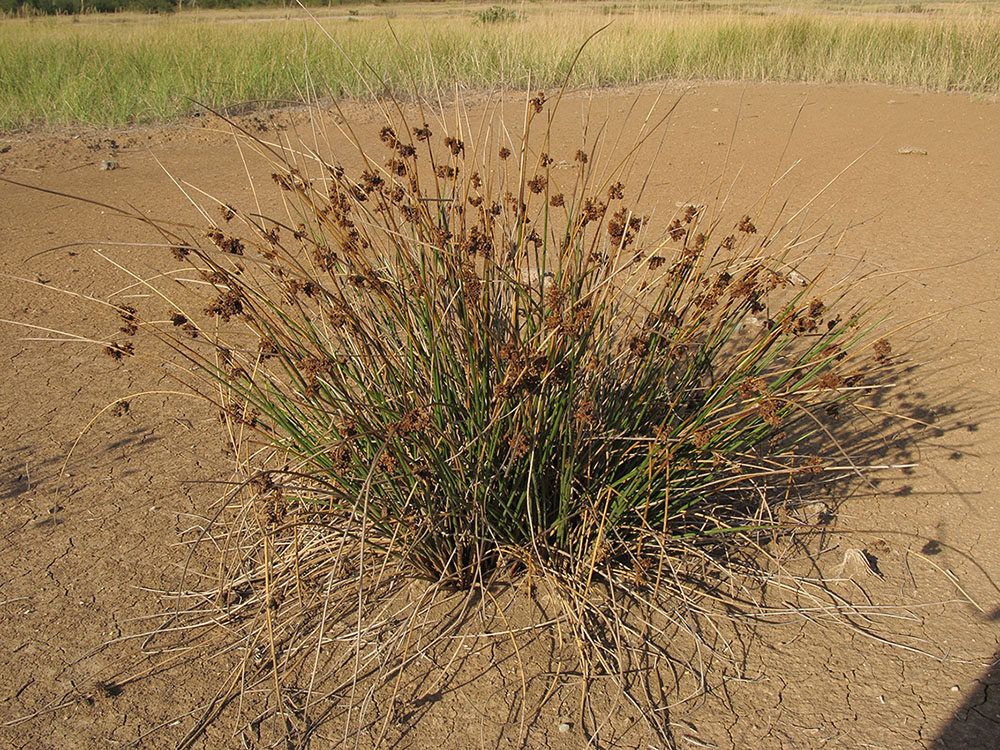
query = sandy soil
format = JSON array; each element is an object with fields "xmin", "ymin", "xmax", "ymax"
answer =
[{"xmin": 1, "ymin": 82, "xmax": 998, "ymax": 749}]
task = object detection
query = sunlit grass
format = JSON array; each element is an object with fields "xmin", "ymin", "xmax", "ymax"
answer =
[{"xmin": 1, "ymin": 2, "xmax": 998, "ymax": 130}]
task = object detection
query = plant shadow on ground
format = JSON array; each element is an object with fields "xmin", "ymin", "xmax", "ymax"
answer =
[
  {"xmin": 933, "ymin": 606, "xmax": 1000, "ymax": 749},
  {"xmin": 2, "ymin": 429, "xmax": 157, "ymax": 506}
]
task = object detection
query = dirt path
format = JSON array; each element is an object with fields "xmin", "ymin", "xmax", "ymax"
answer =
[{"xmin": 1, "ymin": 82, "xmax": 998, "ymax": 748}]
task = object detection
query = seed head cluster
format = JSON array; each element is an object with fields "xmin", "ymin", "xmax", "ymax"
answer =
[{"xmin": 118, "ymin": 96, "xmax": 893, "ymax": 592}]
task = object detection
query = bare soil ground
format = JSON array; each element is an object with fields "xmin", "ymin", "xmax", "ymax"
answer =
[{"xmin": 1, "ymin": 82, "xmax": 999, "ymax": 748}]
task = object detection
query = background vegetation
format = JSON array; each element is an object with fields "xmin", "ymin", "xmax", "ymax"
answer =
[{"xmin": 1, "ymin": 1, "xmax": 999, "ymax": 130}]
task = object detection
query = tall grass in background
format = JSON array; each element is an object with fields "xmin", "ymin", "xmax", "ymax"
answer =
[{"xmin": 1, "ymin": 5, "xmax": 999, "ymax": 130}]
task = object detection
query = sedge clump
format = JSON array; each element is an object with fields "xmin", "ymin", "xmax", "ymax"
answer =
[{"xmin": 95, "ymin": 90, "xmax": 898, "ymax": 744}]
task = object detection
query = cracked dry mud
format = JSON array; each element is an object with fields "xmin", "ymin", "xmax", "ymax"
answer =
[{"xmin": 2, "ymin": 82, "xmax": 999, "ymax": 748}]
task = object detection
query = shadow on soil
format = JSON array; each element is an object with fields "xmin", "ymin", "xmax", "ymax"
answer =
[{"xmin": 933, "ymin": 606, "xmax": 1000, "ymax": 749}]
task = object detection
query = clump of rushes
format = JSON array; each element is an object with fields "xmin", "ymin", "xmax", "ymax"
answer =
[{"xmin": 107, "ymin": 92, "xmax": 897, "ymax": 744}]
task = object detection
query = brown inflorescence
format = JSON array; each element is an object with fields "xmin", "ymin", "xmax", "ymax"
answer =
[
  {"xmin": 459, "ymin": 225, "xmax": 494, "ymax": 258},
  {"xmin": 460, "ymin": 261, "xmax": 482, "ymax": 300},
  {"xmin": 608, "ymin": 207, "xmax": 643, "ymax": 248},
  {"xmin": 207, "ymin": 229, "xmax": 244, "ymax": 256},
  {"xmin": 496, "ymin": 352, "xmax": 549, "ymax": 400},
  {"xmin": 379, "ymin": 125, "xmax": 398, "ymax": 149},
  {"xmin": 738, "ymin": 376, "xmax": 766, "ymax": 400},
  {"xmin": 757, "ymin": 398, "xmax": 782, "ymax": 427},
  {"xmin": 104, "ymin": 341, "xmax": 134, "ymax": 360},
  {"xmin": 258, "ymin": 337, "xmax": 278, "ymax": 359},
  {"xmin": 872, "ymin": 338, "xmax": 892, "ymax": 362},
  {"xmin": 509, "ymin": 432, "xmax": 529, "ymax": 460},
  {"xmin": 170, "ymin": 312, "xmax": 198, "ymax": 339},
  {"xmin": 204, "ymin": 291, "xmax": 244, "ymax": 322},
  {"xmin": 574, "ymin": 398, "xmax": 596, "ymax": 426},
  {"xmin": 394, "ymin": 407, "xmax": 432, "ymax": 435},
  {"xmin": 692, "ymin": 428, "xmax": 713, "ymax": 450},
  {"xmin": 628, "ymin": 334, "xmax": 650, "ymax": 359},
  {"xmin": 580, "ymin": 198, "xmax": 606, "ymax": 226},
  {"xmin": 118, "ymin": 305, "xmax": 138, "ymax": 336},
  {"xmin": 667, "ymin": 218, "xmax": 686, "ymax": 242}
]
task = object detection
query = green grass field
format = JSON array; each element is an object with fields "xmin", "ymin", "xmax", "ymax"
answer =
[{"xmin": 1, "ymin": 1, "xmax": 999, "ymax": 130}]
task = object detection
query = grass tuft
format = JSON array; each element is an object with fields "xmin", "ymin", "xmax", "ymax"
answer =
[{"xmin": 63, "ymin": 80, "xmax": 908, "ymax": 743}]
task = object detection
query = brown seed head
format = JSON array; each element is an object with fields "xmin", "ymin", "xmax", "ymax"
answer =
[
  {"xmin": 258, "ymin": 338, "xmax": 278, "ymax": 359},
  {"xmin": 757, "ymin": 398, "xmax": 781, "ymax": 427},
  {"xmin": 692, "ymin": 428, "xmax": 712, "ymax": 450},
  {"xmin": 207, "ymin": 229, "xmax": 244, "ymax": 256},
  {"xmin": 545, "ymin": 283, "xmax": 566, "ymax": 309},
  {"xmin": 379, "ymin": 126, "xmax": 398, "ymax": 148},
  {"xmin": 396, "ymin": 407, "xmax": 432, "ymax": 435},
  {"xmin": 738, "ymin": 377, "xmax": 766, "ymax": 400},
  {"xmin": 104, "ymin": 341, "xmax": 134, "ymax": 361},
  {"xmin": 509, "ymin": 433, "xmax": 529, "ymax": 460},
  {"xmin": 580, "ymin": 198, "xmax": 606, "ymax": 225},
  {"xmin": 204, "ymin": 291, "xmax": 244, "ymax": 322},
  {"xmin": 527, "ymin": 175, "xmax": 546, "ymax": 194},
  {"xmin": 872, "ymin": 338, "xmax": 892, "ymax": 362},
  {"xmin": 628, "ymin": 334, "xmax": 649, "ymax": 359}
]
